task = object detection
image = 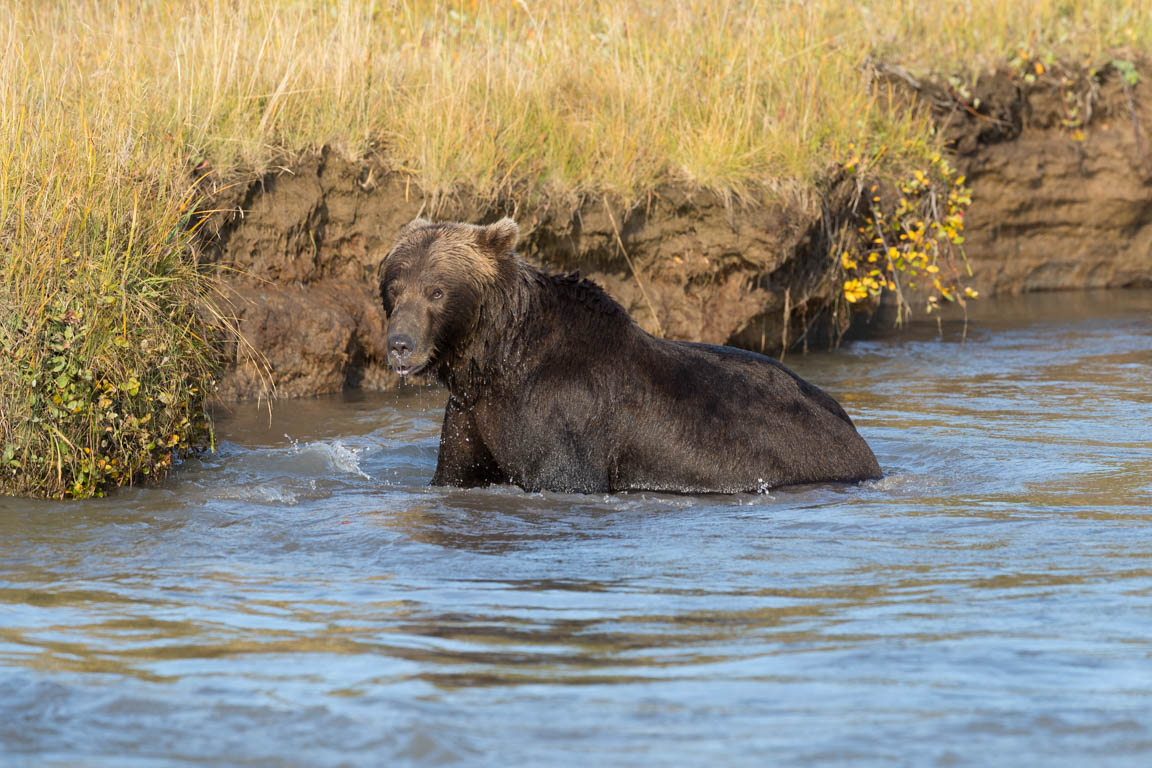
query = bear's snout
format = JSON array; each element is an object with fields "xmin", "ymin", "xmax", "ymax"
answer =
[
  {"xmin": 389, "ymin": 333, "xmax": 413, "ymax": 358},
  {"xmin": 388, "ymin": 332, "xmax": 416, "ymax": 375}
]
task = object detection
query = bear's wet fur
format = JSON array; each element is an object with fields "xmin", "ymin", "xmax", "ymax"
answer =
[{"xmin": 379, "ymin": 217, "xmax": 882, "ymax": 494}]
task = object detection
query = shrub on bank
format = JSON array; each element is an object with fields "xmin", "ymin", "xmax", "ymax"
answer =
[
  {"xmin": 0, "ymin": 142, "xmax": 221, "ymax": 498},
  {"xmin": 1, "ymin": 19, "xmax": 221, "ymax": 499},
  {"xmin": 0, "ymin": 235, "xmax": 218, "ymax": 499}
]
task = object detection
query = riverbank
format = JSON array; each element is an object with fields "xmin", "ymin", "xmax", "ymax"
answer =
[
  {"xmin": 200, "ymin": 56, "xmax": 1152, "ymax": 398},
  {"xmin": 3, "ymin": 1, "xmax": 1151, "ymax": 496}
]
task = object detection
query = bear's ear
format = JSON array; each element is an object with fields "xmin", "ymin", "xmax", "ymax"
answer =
[{"xmin": 476, "ymin": 217, "xmax": 519, "ymax": 255}]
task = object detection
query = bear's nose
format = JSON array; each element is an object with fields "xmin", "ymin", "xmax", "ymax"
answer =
[{"xmin": 388, "ymin": 333, "xmax": 414, "ymax": 360}]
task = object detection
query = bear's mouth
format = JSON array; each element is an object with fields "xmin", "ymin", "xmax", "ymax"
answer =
[{"xmin": 392, "ymin": 357, "xmax": 432, "ymax": 378}]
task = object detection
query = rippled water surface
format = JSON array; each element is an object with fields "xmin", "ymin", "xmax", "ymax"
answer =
[{"xmin": 3, "ymin": 290, "xmax": 1151, "ymax": 767}]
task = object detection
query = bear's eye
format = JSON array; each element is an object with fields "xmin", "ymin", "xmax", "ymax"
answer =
[{"xmin": 430, "ymin": 288, "xmax": 444, "ymax": 301}]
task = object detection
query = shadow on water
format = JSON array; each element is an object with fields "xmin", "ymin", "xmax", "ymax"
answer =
[{"xmin": 2, "ymin": 289, "xmax": 1152, "ymax": 766}]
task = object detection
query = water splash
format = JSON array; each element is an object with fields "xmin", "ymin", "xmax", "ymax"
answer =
[{"xmin": 328, "ymin": 440, "xmax": 370, "ymax": 479}]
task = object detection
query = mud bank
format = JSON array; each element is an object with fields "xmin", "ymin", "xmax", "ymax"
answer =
[
  {"xmin": 892, "ymin": 60, "xmax": 1152, "ymax": 294},
  {"xmin": 200, "ymin": 159, "xmax": 851, "ymax": 399},
  {"xmin": 200, "ymin": 62, "xmax": 1151, "ymax": 400}
]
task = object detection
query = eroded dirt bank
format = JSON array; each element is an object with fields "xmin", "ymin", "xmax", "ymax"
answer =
[
  {"xmin": 895, "ymin": 60, "xmax": 1152, "ymax": 294},
  {"xmin": 199, "ymin": 63, "xmax": 1151, "ymax": 400},
  {"xmin": 199, "ymin": 161, "xmax": 852, "ymax": 399}
]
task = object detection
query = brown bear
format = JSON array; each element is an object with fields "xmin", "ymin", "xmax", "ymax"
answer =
[{"xmin": 379, "ymin": 217, "xmax": 881, "ymax": 494}]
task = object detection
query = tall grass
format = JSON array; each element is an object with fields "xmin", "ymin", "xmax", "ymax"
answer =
[
  {"xmin": 9, "ymin": 0, "xmax": 1149, "ymax": 199},
  {"xmin": 1, "ymin": 7, "xmax": 220, "ymax": 498},
  {"xmin": 2, "ymin": 0, "xmax": 1150, "ymax": 496}
]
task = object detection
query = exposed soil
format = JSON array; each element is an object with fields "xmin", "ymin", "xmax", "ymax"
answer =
[
  {"xmin": 878, "ymin": 58, "xmax": 1152, "ymax": 295},
  {"xmin": 199, "ymin": 60, "xmax": 1151, "ymax": 401},
  {"xmin": 198, "ymin": 155, "xmax": 852, "ymax": 399}
]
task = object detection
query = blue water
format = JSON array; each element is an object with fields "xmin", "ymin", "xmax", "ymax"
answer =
[{"xmin": 2, "ymin": 290, "xmax": 1151, "ymax": 767}]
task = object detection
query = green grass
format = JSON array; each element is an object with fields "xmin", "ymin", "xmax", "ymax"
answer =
[{"xmin": 2, "ymin": 0, "xmax": 1150, "ymax": 497}]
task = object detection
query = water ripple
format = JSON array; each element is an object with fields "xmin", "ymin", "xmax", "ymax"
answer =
[{"xmin": 2, "ymin": 290, "xmax": 1152, "ymax": 766}]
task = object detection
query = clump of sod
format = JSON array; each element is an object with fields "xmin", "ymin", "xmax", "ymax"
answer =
[{"xmin": 0, "ymin": 191, "xmax": 222, "ymax": 498}]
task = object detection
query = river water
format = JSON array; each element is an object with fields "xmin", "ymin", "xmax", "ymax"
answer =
[{"xmin": 2, "ymin": 290, "xmax": 1151, "ymax": 767}]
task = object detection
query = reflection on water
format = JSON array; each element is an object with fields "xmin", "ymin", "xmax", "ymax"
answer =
[{"xmin": 2, "ymin": 290, "xmax": 1151, "ymax": 767}]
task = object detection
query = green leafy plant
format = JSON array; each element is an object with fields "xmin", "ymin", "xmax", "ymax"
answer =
[{"xmin": 1112, "ymin": 58, "xmax": 1142, "ymax": 86}]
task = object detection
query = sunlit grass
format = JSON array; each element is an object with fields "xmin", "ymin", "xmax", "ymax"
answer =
[
  {"xmin": 0, "ymin": 8, "xmax": 221, "ymax": 498},
  {"xmin": 2, "ymin": 0, "xmax": 1149, "ymax": 497},
  {"xmin": 9, "ymin": 0, "xmax": 1148, "ymax": 198}
]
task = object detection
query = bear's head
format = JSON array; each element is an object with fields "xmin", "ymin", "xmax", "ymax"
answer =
[{"xmin": 378, "ymin": 217, "xmax": 520, "ymax": 377}]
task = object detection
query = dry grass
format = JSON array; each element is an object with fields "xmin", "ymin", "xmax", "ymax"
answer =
[
  {"xmin": 1, "ymin": 4, "xmax": 223, "ymax": 498},
  {"xmin": 2, "ymin": 0, "xmax": 1149, "ymax": 496},
  {"xmin": 8, "ymin": 0, "xmax": 1149, "ymax": 199}
]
